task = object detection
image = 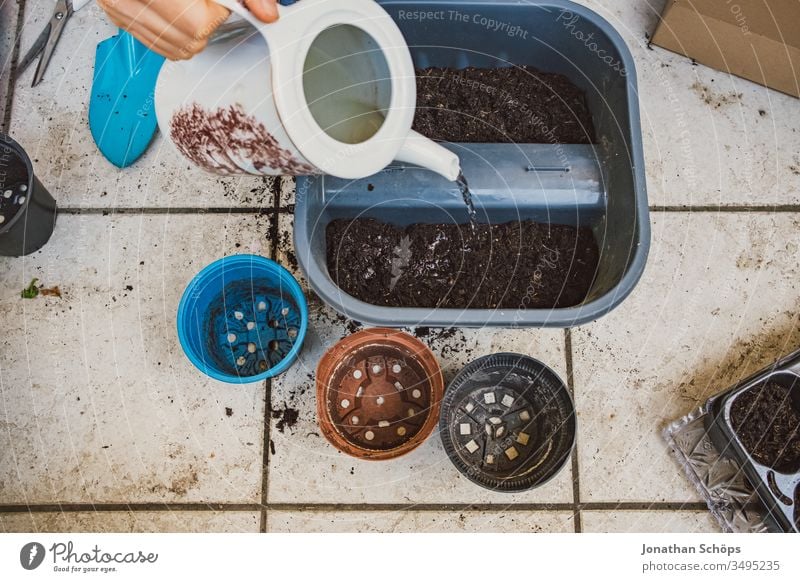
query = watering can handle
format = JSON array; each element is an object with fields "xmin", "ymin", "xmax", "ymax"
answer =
[{"xmin": 214, "ymin": 0, "xmax": 305, "ymax": 27}]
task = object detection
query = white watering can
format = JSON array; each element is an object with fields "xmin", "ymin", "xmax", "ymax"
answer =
[{"xmin": 154, "ymin": 0, "xmax": 461, "ymax": 181}]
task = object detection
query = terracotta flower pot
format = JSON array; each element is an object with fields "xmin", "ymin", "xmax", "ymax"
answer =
[{"xmin": 316, "ymin": 327, "xmax": 443, "ymax": 460}]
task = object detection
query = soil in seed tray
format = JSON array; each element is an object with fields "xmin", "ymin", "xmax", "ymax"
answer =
[
  {"xmin": 730, "ymin": 381, "xmax": 800, "ymax": 473},
  {"xmin": 413, "ymin": 66, "xmax": 595, "ymax": 144},
  {"xmin": 326, "ymin": 218, "xmax": 599, "ymax": 309}
]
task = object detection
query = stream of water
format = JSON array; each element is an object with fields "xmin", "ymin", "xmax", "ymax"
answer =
[{"xmin": 455, "ymin": 171, "xmax": 478, "ymax": 228}]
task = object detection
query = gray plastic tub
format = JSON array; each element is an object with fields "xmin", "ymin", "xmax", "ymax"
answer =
[{"xmin": 294, "ymin": 0, "xmax": 649, "ymax": 327}]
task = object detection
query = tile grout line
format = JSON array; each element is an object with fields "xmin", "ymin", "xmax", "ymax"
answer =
[
  {"xmin": 564, "ymin": 328, "xmax": 582, "ymax": 533},
  {"xmin": 0, "ymin": 502, "xmax": 711, "ymax": 513},
  {"xmin": 1, "ymin": 0, "xmax": 25, "ymax": 132},
  {"xmin": 57, "ymin": 207, "xmax": 279, "ymax": 215},
  {"xmin": 49, "ymin": 205, "xmax": 800, "ymax": 216},
  {"xmin": 258, "ymin": 377, "xmax": 274, "ymax": 527},
  {"xmin": 258, "ymin": 177, "xmax": 284, "ymax": 533},
  {"xmin": 649, "ymin": 205, "xmax": 800, "ymax": 213}
]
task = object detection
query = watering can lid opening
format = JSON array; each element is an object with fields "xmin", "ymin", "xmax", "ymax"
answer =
[{"xmin": 257, "ymin": 0, "xmax": 418, "ymax": 178}]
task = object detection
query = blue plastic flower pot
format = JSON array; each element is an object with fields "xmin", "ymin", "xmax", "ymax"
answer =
[{"xmin": 177, "ymin": 254, "xmax": 308, "ymax": 383}]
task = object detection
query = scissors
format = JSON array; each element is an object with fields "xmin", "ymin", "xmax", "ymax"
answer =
[{"xmin": 16, "ymin": 0, "xmax": 91, "ymax": 86}]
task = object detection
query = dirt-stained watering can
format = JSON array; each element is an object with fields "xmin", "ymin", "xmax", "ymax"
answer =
[{"xmin": 154, "ymin": 0, "xmax": 460, "ymax": 181}]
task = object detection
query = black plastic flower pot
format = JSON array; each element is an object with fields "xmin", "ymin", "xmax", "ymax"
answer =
[
  {"xmin": 0, "ymin": 134, "xmax": 57, "ymax": 256},
  {"xmin": 439, "ymin": 353, "xmax": 576, "ymax": 491}
]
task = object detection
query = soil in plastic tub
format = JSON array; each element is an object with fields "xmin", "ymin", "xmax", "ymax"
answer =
[
  {"xmin": 326, "ymin": 218, "xmax": 599, "ymax": 309},
  {"xmin": 0, "ymin": 146, "xmax": 29, "ymax": 226},
  {"xmin": 413, "ymin": 66, "xmax": 595, "ymax": 144},
  {"xmin": 730, "ymin": 381, "xmax": 800, "ymax": 472}
]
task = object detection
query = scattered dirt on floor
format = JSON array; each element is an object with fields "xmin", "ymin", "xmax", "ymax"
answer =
[
  {"xmin": 690, "ymin": 82, "xmax": 742, "ymax": 109},
  {"xmin": 413, "ymin": 66, "xmax": 595, "ymax": 143},
  {"xmin": 272, "ymin": 405, "xmax": 300, "ymax": 433},
  {"xmin": 790, "ymin": 156, "xmax": 800, "ymax": 176},
  {"xmin": 225, "ymin": 407, "xmax": 233, "ymax": 417},
  {"xmin": 730, "ymin": 381, "xmax": 800, "ymax": 472},
  {"xmin": 38, "ymin": 286, "xmax": 62, "ymax": 297},
  {"xmin": 147, "ymin": 465, "xmax": 199, "ymax": 496},
  {"xmin": 326, "ymin": 218, "xmax": 599, "ymax": 309}
]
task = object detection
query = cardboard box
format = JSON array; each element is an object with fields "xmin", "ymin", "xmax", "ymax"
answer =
[{"xmin": 652, "ymin": 0, "xmax": 800, "ymax": 98}]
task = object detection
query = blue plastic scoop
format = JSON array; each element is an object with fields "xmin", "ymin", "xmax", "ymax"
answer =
[{"xmin": 88, "ymin": 29, "xmax": 164, "ymax": 168}]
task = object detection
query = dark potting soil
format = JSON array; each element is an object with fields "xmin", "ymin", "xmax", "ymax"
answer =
[
  {"xmin": 413, "ymin": 66, "xmax": 595, "ymax": 144},
  {"xmin": 730, "ymin": 381, "xmax": 800, "ymax": 473},
  {"xmin": 326, "ymin": 218, "xmax": 598, "ymax": 309},
  {"xmin": 0, "ymin": 145, "xmax": 30, "ymax": 226}
]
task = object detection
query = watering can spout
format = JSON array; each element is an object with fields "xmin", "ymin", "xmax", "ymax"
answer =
[{"xmin": 394, "ymin": 130, "xmax": 461, "ymax": 181}]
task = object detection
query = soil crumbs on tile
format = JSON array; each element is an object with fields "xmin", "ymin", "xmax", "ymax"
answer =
[
  {"xmin": 730, "ymin": 381, "xmax": 800, "ymax": 472},
  {"xmin": 413, "ymin": 66, "xmax": 595, "ymax": 144},
  {"xmin": 326, "ymin": 218, "xmax": 598, "ymax": 309},
  {"xmin": 272, "ymin": 405, "xmax": 300, "ymax": 433}
]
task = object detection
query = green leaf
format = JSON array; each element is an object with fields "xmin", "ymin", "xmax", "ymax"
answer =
[{"xmin": 21, "ymin": 278, "xmax": 39, "ymax": 299}]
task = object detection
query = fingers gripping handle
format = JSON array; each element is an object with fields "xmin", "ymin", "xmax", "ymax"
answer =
[{"xmin": 214, "ymin": 0, "xmax": 303, "ymax": 26}]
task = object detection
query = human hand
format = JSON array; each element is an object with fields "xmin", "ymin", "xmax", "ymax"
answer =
[{"xmin": 98, "ymin": 0, "xmax": 280, "ymax": 60}]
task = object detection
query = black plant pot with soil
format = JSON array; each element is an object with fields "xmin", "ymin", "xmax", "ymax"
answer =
[
  {"xmin": 706, "ymin": 364, "xmax": 800, "ymax": 533},
  {"xmin": 0, "ymin": 134, "xmax": 57, "ymax": 256}
]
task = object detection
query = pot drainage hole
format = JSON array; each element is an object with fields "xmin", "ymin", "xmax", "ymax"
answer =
[
  {"xmin": 328, "ymin": 346, "xmax": 431, "ymax": 451},
  {"xmin": 448, "ymin": 379, "xmax": 563, "ymax": 485},
  {"xmin": 205, "ymin": 279, "xmax": 301, "ymax": 377}
]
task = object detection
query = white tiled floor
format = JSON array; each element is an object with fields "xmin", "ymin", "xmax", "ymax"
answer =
[
  {"xmin": 1, "ymin": 510, "xmax": 260, "ymax": 533},
  {"xmin": 3, "ymin": 0, "xmax": 798, "ymax": 533},
  {"xmin": 266, "ymin": 510, "xmax": 575, "ymax": 533}
]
